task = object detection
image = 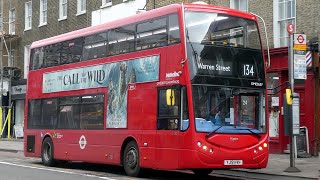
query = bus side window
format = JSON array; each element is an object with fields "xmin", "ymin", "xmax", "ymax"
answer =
[
  {"xmin": 28, "ymin": 99, "xmax": 42, "ymax": 129},
  {"xmin": 157, "ymin": 88, "xmax": 180, "ymax": 130},
  {"xmin": 30, "ymin": 47, "xmax": 44, "ymax": 70},
  {"xmin": 136, "ymin": 17, "xmax": 168, "ymax": 50},
  {"xmin": 83, "ymin": 33, "xmax": 107, "ymax": 61},
  {"xmin": 42, "ymin": 99, "xmax": 58, "ymax": 129},
  {"xmin": 108, "ymin": 25, "xmax": 135, "ymax": 56},
  {"xmin": 168, "ymin": 14, "xmax": 181, "ymax": 44},
  {"xmin": 44, "ymin": 44, "xmax": 60, "ymax": 68}
]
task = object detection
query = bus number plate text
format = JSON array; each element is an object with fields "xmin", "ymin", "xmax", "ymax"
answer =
[{"xmin": 224, "ymin": 160, "xmax": 243, "ymax": 166}]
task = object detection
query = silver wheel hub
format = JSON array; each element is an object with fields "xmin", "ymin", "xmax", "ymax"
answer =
[{"xmin": 126, "ymin": 147, "xmax": 137, "ymax": 169}]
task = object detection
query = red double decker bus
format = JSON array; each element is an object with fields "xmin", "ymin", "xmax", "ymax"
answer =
[{"xmin": 24, "ymin": 3, "xmax": 268, "ymax": 176}]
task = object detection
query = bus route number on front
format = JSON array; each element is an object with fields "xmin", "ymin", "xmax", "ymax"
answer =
[{"xmin": 242, "ymin": 64, "xmax": 254, "ymax": 77}]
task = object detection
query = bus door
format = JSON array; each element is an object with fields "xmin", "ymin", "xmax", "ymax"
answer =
[{"xmin": 155, "ymin": 86, "xmax": 188, "ymax": 169}]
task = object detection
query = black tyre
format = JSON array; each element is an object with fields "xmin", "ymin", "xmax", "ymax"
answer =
[
  {"xmin": 123, "ymin": 141, "xmax": 141, "ymax": 177},
  {"xmin": 41, "ymin": 137, "xmax": 55, "ymax": 166},
  {"xmin": 192, "ymin": 169, "xmax": 212, "ymax": 176}
]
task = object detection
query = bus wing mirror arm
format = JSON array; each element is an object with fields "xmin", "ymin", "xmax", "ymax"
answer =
[{"xmin": 250, "ymin": 12, "xmax": 270, "ymax": 69}]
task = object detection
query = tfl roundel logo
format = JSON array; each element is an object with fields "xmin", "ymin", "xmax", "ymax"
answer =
[{"xmin": 79, "ymin": 135, "xmax": 87, "ymax": 150}]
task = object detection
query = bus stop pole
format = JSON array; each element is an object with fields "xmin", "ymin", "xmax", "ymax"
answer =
[
  {"xmin": 0, "ymin": 0, "xmax": 3, "ymax": 138},
  {"xmin": 284, "ymin": 32, "xmax": 301, "ymax": 173}
]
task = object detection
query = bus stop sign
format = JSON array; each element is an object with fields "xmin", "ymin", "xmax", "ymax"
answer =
[{"xmin": 287, "ymin": 24, "xmax": 294, "ymax": 35}]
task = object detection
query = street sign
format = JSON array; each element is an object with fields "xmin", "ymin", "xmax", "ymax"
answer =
[
  {"xmin": 294, "ymin": 34, "xmax": 307, "ymax": 51},
  {"xmin": 287, "ymin": 24, "xmax": 294, "ymax": 35},
  {"xmin": 293, "ymin": 34, "xmax": 307, "ymax": 80}
]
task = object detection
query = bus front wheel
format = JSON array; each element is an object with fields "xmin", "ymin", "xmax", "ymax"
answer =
[
  {"xmin": 41, "ymin": 137, "xmax": 55, "ymax": 166},
  {"xmin": 123, "ymin": 141, "xmax": 141, "ymax": 177}
]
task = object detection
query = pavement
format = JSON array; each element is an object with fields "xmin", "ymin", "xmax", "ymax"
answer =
[{"xmin": 0, "ymin": 138, "xmax": 319, "ymax": 179}]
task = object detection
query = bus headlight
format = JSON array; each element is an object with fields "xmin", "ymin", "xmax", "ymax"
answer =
[
  {"xmin": 197, "ymin": 141, "xmax": 202, "ymax": 147},
  {"xmin": 263, "ymin": 143, "xmax": 268, "ymax": 148},
  {"xmin": 209, "ymin": 148, "xmax": 213, "ymax": 153},
  {"xmin": 203, "ymin": 145, "xmax": 208, "ymax": 150},
  {"xmin": 258, "ymin": 146, "xmax": 263, "ymax": 151}
]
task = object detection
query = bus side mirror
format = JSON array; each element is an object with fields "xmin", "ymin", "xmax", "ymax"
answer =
[
  {"xmin": 166, "ymin": 89, "xmax": 175, "ymax": 106},
  {"xmin": 286, "ymin": 89, "xmax": 292, "ymax": 105}
]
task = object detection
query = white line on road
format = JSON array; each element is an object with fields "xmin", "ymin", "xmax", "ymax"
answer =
[{"xmin": 0, "ymin": 161, "xmax": 117, "ymax": 180}]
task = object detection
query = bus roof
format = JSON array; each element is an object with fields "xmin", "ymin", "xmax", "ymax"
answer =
[{"xmin": 31, "ymin": 3, "xmax": 257, "ymax": 49}]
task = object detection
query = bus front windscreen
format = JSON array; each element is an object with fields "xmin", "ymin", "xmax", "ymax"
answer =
[
  {"xmin": 185, "ymin": 11, "xmax": 265, "ymax": 87},
  {"xmin": 192, "ymin": 86, "xmax": 266, "ymax": 135}
]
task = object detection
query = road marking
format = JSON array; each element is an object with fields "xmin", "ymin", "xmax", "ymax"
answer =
[{"xmin": 0, "ymin": 161, "xmax": 116, "ymax": 180}]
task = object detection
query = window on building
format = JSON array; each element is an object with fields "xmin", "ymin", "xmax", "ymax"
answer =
[
  {"xmin": 230, "ymin": 0, "xmax": 248, "ymax": 12},
  {"xmin": 9, "ymin": 8, "xmax": 15, "ymax": 35},
  {"xmin": 102, "ymin": 0, "xmax": 112, "ymax": 7},
  {"xmin": 77, "ymin": 0, "xmax": 86, "ymax": 15},
  {"xmin": 267, "ymin": 73, "xmax": 280, "ymax": 138},
  {"xmin": 24, "ymin": 45, "xmax": 31, "ymax": 78},
  {"xmin": 274, "ymin": 0, "xmax": 296, "ymax": 47},
  {"xmin": 39, "ymin": 0, "xmax": 47, "ymax": 26},
  {"xmin": 9, "ymin": 49, "xmax": 14, "ymax": 67},
  {"xmin": 59, "ymin": 0, "xmax": 67, "ymax": 20},
  {"xmin": 25, "ymin": 1, "xmax": 32, "ymax": 30}
]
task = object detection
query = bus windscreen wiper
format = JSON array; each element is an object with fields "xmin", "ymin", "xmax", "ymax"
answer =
[
  {"xmin": 235, "ymin": 128, "xmax": 261, "ymax": 139},
  {"xmin": 206, "ymin": 126, "xmax": 223, "ymax": 138}
]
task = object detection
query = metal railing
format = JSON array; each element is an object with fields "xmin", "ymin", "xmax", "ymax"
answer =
[{"xmin": 0, "ymin": 106, "xmax": 12, "ymax": 139}]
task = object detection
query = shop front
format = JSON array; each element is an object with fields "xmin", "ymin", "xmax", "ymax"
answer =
[
  {"xmin": 267, "ymin": 47, "xmax": 319, "ymax": 156},
  {"xmin": 11, "ymin": 79, "xmax": 26, "ymax": 138}
]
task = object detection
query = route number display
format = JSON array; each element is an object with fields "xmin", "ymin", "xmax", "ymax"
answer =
[{"xmin": 242, "ymin": 64, "xmax": 254, "ymax": 77}]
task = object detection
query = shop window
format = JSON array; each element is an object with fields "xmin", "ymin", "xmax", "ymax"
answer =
[{"xmin": 267, "ymin": 73, "xmax": 280, "ymax": 137}]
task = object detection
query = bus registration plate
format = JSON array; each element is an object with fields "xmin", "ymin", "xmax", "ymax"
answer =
[{"xmin": 224, "ymin": 160, "xmax": 243, "ymax": 165}]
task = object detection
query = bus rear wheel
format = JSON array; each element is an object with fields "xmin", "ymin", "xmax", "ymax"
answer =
[
  {"xmin": 192, "ymin": 169, "xmax": 212, "ymax": 176},
  {"xmin": 41, "ymin": 137, "xmax": 55, "ymax": 166},
  {"xmin": 123, "ymin": 141, "xmax": 141, "ymax": 177}
]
